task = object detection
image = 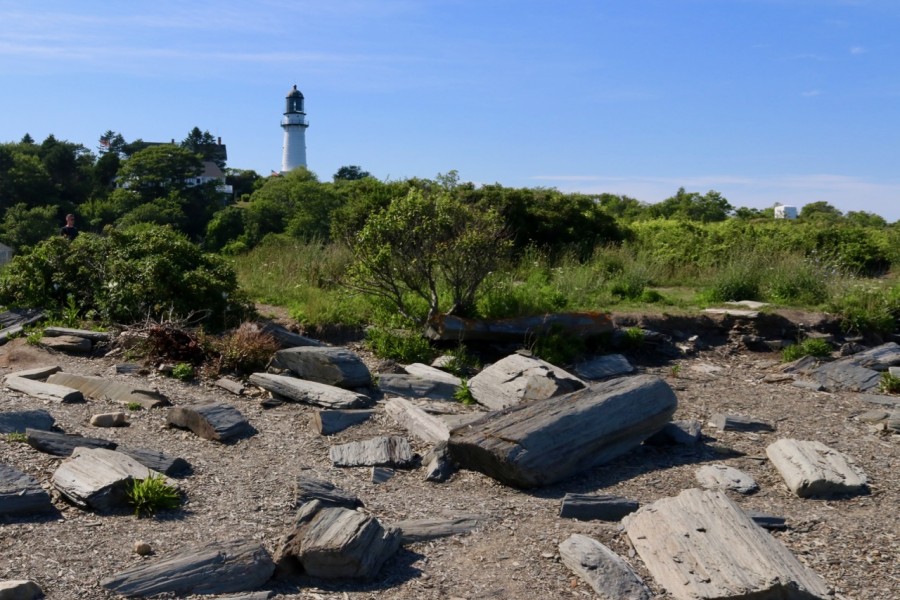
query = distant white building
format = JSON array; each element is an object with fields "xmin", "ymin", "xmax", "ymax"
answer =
[
  {"xmin": 774, "ymin": 205, "xmax": 798, "ymax": 220},
  {"xmin": 281, "ymin": 85, "xmax": 309, "ymax": 172},
  {"xmin": 0, "ymin": 242, "xmax": 13, "ymax": 266}
]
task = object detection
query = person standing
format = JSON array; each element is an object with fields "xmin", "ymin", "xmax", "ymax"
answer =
[{"xmin": 60, "ymin": 214, "xmax": 79, "ymax": 241}]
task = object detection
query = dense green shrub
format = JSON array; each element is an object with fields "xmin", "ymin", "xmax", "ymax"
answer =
[
  {"xmin": 828, "ymin": 282, "xmax": 900, "ymax": 336},
  {"xmin": 0, "ymin": 224, "xmax": 252, "ymax": 329}
]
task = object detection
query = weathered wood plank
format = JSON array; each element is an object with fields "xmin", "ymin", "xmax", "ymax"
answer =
[
  {"xmin": 448, "ymin": 375, "xmax": 677, "ymax": 488},
  {"xmin": 623, "ymin": 488, "xmax": 830, "ymax": 600},
  {"xmin": 559, "ymin": 534, "xmax": 651, "ymax": 600},
  {"xmin": 249, "ymin": 373, "xmax": 370, "ymax": 409},
  {"xmin": 271, "ymin": 346, "xmax": 371, "ymax": 388},
  {"xmin": 312, "ymin": 409, "xmax": 375, "ymax": 435},
  {"xmin": 100, "ymin": 539, "xmax": 275, "ymax": 597},
  {"xmin": 766, "ymin": 438, "xmax": 867, "ymax": 497},
  {"xmin": 329, "ymin": 436, "xmax": 415, "ymax": 468},
  {"xmin": 47, "ymin": 372, "xmax": 169, "ymax": 409},
  {"xmin": 558, "ymin": 494, "xmax": 639, "ymax": 521},
  {"xmin": 167, "ymin": 402, "xmax": 254, "ymax": 442},
  {"xmin": 384, "ymin": 397, "xmax": 451, "ymax": 444},
  {"xmin": 26, "ymin": 428, "xmax": 116, "ymax": 457},
  {"xmin": 4, "ymin": 375, "xmax": 83, "ymax": 403}
]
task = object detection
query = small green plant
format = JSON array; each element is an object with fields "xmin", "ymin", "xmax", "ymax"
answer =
[
  {"xmin": 61, "ymin": 293, "xmax": 80, "ymax": 328},
  {"xmin": 781, "ymin": 338, "xmax": 833, "ymax": 362},
  {"xmin": 25, "ymin": 326, "xmax": 43, "ymax": 346},
  {"xmin": 4, "ymin": 432, "xmax": 27, "ymax": 443},
  {"xmin": 365, "ymin": 324, "xmax": 437, "ymax": 364},
  {"xmin": 454, "ymin": 379, "xmax": 476, "ymax": 405},
  {"xmin": 443, "ymin": 343, "xmax": 481, "ymax": 377},
  {"xmin": 622, "ymin": 327, "xmax": 645, "ymax": 350},
  {"xmin": 126, "ymin": 474, "xmax": 181, "ymax": 517},
  {"xmin": 530, "ymin": 325, "xmax": 586, "ymax": 365},
  {"xmin": 881, "ymin": 371, "xmax": 900, "ymax": 394},
  {"xmin": 170, "ymin": 363, "xmax": 195, "ymax": 381},
  {"xmin": 669, "ymin": 364, "xmax": 682, "ymax": 378},
  {"xmin": 125, "ymin": 402, "xmax": 143, "ymax": 411}
]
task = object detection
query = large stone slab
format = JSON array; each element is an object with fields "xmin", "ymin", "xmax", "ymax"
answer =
[
  {"xmin": 403, "ymin": 363, "xmax": 462, "ymax": 386},
  {"xmin": 574, "ymin": 353, "xmax": 635, "ymax": 380},
  {"xmin": 449, "ymin": 375, "xmax": 677, "ymax": 488},
  {"xmin": 101, "ymin": 539, "xmax": 275, "ymax": 597},
  {"xmin": 274, "ymin": 500, "xmax": 400, "ymax": 579},
  {"xmin": 377, "ymin": 373, "xmax": 459, "ymax": 401},
  {"xmin": 271, "ymin": 346, "xmax": 371, "ymax": 388},
  {"xmin": 766, "ymin": 438, "xmax": 867, "ymax": 497},
  {"xmin": 384, "ymin": 397, "xmax": 451, "ymax": 444},
  {"xmin": 26, "ymin": 428, "xmax": 116, "ymax": 457},
  {"xmin": 261, "ymin": 322, "xmax": 323, "ymax": 348},
  {"xmin": 167, "ymin": 402, "xmax": 254, "ymax": 442},
  {"xmin": 248, "ymin": 373, "xmax": 370, "ymax": 409},
  {"xmin": 559, "ymin": 534, "xmax": 651, "ymax": 600},
  {"xmin": 0, "ymin": 464, "xmax": 55, "ymax": 517},
  {"xmin": 0, "ymin": 409, "xmax": 54, "ymax": 434},
  {"xmin": 47, "ymin": 372, "xmax": 169, "ymax": 409},
  {"xmin": 39, "ymin": 334, "xmax": 92, "ymax": 353},
  {"xmin": 4, "ymin": 375, "xmax": 83, "ymax": 403},
  {"xmin": 329, "ymin": 436, "xmax": 415, "ymax": 468},
  {"xmin": 695, "ymin": 464, "xmax": 759, "ymax": 494},
  {"xmin": 51, "ymin": 447, "xmax": 167, "ymax": 511},
  {"xmin": 467, "ymin": 353, "xmax": 585, "ymax": 410},
  {"xmin": 623, "ymin": 488, "xmax": 830, "ymax": 600},
  {"xmin": 6, "ymin": 365, "xmax": 61, "ymax": 380},
  {"xmin": 117, "ymin": 447, "xmax": 190, "ymax": 476},
  {"xmin": 313, "ymin": 409, "xmax": 375, "ymax": 435},
  {"xmin": 42, "ymin": 326, "xmax": 110, "ymax": 342},
  {"xmin": 808, "ymin": 342, "xmax": 900, "ymax": 392}
]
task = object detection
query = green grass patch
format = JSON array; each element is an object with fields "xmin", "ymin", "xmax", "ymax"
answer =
[
  {"xmin": 4, "ymin": 432, "xmax": 27, "ymax": 443},
  {"xmin": 454, "ymin": 379, "xmax": 476, "ymax": 405},
  {"xmin": 126, "ymin": 474, "xmax": 181, "ymax": 517},
  {"xmin": 881, "ymin": 371, "xmax": 900, "ymax": 394},
  {"xmin": 782, "ymin": 338, "xmax": 833, "ymax": 362}
]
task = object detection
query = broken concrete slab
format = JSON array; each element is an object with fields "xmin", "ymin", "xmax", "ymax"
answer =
[
  {"xmin": 101, "ymin": 539, "xmax": 275, "ymax": 597},
  {"xmin": 0, "ymin": 409, "xmax": 54, "ymax": 434},
  {"xmin": 270, "ymin": 346, "xmax": 371, "ymax": 389},
  {"xmin": 47, "ymin": 372, "xmax": 169, "ymax": 409},
  {"xmin": 449, "ymin": 375, "xmax": 677, "ymax": 488},
  {"xmin": 0, "ymin": 464, "xmax": 55, "ymax": 517},
  {"xmin": 624, "ymin": 488, "xmax": 830, "ymax": 600},
  {"xmin": 467, "ymin": 353, "xmax": 585, "ymax": 410},
  {"xmin": 573, "ymin": 353, "xmax": 634, "ymax": 380},
  {"xmin": 559, "ymin": 534, "xmax": 651, "ymax": 600},
  {"xmin": 695, "ymin": 464, "xmax": 759, "ymax": 494},
  {"xmin": 558, "ymin": 494, "xmax": 639, "ymax": 521},
  {"xmin": 249, "ymin": 373, "xmax": 370, "ymax": 409},
  {"xmin": 313, "ymin": 409, "xmax": 375, "ymax": 435},
  {"xmin": 4, "ymin": 375, "xmax": 83, "ymax": 403},
  {"xmin": 167, "ymin": 402, "xmax": 254, "ymax": 442},
  {"xmin": 329, "ymin": 436, "xmax": 415, "ymax": 468},
  {"xmin": 766, "ymin": 438, "xmax": 867, "ymax": 498}
]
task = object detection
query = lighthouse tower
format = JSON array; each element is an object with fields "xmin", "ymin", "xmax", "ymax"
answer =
[{"xmin": 280, "ymin": 85, "xmax": 308, "ymax": 172}]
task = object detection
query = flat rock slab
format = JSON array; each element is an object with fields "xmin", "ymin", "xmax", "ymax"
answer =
[
  {"xmin": 710, "ymin": 413, "xmax": 774, "ymax": 433},
  {"xmin": 559, "ymin": 493, "xmax": 639, "ymax": 521},
  {"xmin": 47, "ymin": 372, "xmax": 169, "ymax": 409},
  {"xmin": 574, "ymin": 353, "xmax": 635, "ymax": 380},
  {"xmin": 249, "ymin": 373, "xmax": 370, "ymax": 409},
  {"xmin": 766, "ymin": 438, "xmax": 867, "ymax": 498},
  {"xmin": 215, "ymin": 378, "xmax": 245, "ymax": 396},
  {"xmin": 695, "ymin": 464, "xmax": 759, "ymax": 494},
  {"xmin": 6, "ymin": 365, "xmax": 61, "ymax": 380},
  {"xmin": 809, "ymin": 342, "xmax": 900, "ymax": 392},
  {"xmin": 377, "ymin": 373, "xmax": 459, "ymax": 401},
  {"xmin": 391, "ymin": 514, "xmax": 488, "ymax": 544},
  {"xmin": 39, "ymin": 334, "xmax": 92, "ymax": 353},
  {"xmin": 384, "ymin": 397, "xmax": 451, "ymax": 444},
  {"xmin": 559, "ymin": 534, "xmax": 651, "ymax": 600},
  {"xmin": 0, "ymin": 580, "xmax": 43, "ymax": 600},
  {"xmin": 449, "ymin": 375, "xmax": 677, "ymax": 488},
  {"xmin": 403, "ymin": 363, "xmax": 462, "ymax": 386},
  {"xmin": 468, "ymin": 353, "xmax": 585, "ymax": 410},
  {"xmin": 117, "ymin": 447, "xmax": 190, "ymax": 476},
  {"xmin": 0, "ymin": 464, "xmax": 55, "ymax": 517},
  {"xmin": 645, "ymin": 419, "xmax": 702, "ymax": 446},
  {"xmin": 51, "ymin": 447, "xmax": 164, "ymax": 511},
  {"xmin": 4, "ymin": 375, "xmax": 83, "ymax": 403},
  {"xmin": 702, "ymin": 308, "xmax": 759, "ymax": 318},
  {"xmin": 261, "ymin": 322, "xmax": 323, "ymax": 348},
  {"xmin": 167, "ymin": 402, "xmax": 254, "ymax": 442},
  {"xmin": 0, "ymin": 409, "xmax": 55, "ymax": 434},
  {"xmin": 329, "ymin": 436, "xmax": 415, "ymax": 468},
  {"xmin": 624, "ymin": 488, "xmax": 830, "ymax": 600},
  {"xmin": 274, "ymin": 500, "xmax": 400, "ymax": 579},
  {"xmin": 857, "ymin": 393, "xmax": 900, "ymax": 408},
  {"xmin": 294, "ymin": 474, "xmax": 362, "ymax": 509},
  {"xmin": 42, "ymin": 326, "xmax": 110, "ymax": 342},
  {"xmin": 313, "ymin": 409, "xmax": 375, "ymax": 435},
  {"xmin": 26, "ymin": 428, "xmax": 116, "ymax": 457},
  {"xmin": 425, "ymin": 311, "xmax": 614, "ymax": 342},
  {"xmin": 101, "ymin": 539, "xmax": 275, "ymax": 597},
  {"xmin": 271, "ymin": 346, "xmax": 371, "ymax": 388}
]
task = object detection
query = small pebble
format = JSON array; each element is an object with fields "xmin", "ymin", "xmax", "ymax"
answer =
[{"xmin": 134, "ymin": 541, "xmax": 152, "ymax": 556}]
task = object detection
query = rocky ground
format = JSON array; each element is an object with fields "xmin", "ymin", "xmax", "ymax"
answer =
[{"xmin": 0, "ymin": 314, "xmax": 898, "ymax": 600}]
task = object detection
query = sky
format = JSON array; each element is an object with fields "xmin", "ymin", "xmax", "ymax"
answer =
[{"xmin": 1, "ymin": 0, "xmax": 898, "ymax": 221}]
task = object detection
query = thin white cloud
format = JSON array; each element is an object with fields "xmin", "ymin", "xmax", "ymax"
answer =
[
  {"xmin": 802, "ymin": 89, "xmax": 822, "ymax": 97},
  {"xmin": 850, "ymin": 46, "xmax": 866, "ymax": 55}
]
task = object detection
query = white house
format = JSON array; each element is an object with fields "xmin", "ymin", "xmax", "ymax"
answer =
[{"xmin": 774, "ymin": 205, "xmax": 798, "ymax": 220}]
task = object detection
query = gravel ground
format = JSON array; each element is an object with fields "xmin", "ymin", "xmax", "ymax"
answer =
[{"xmin": 0, "ymin": 326, "xmax": 898, "ymax": 600}]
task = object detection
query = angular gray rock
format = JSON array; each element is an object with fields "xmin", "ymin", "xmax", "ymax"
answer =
[
  {"xmin": 100, "ymin": 539, "xmax": 275, "ymax": 597},
  {"xmin": 90, "ymin": 412, "xmax": 128, "ymax": 427},
  {"xmin": 377, "ymin": 373, "xmax": 459, "ymax": 401},
  {"xmin": 167, "ymin": 402, "xmax": 254, "ymax": 442},
  {"xmin": 261, "ymin": 322, "xmax": 323, "ymax": 348},
  {"xmin": 391, "ymin": 514, "xmax": 487, "ymax": 544},
  {"xmin": 710, "ymin": 413, "xmax": 774, "ymax": 433},
  {"xmin": 274, "ymin": 500, "xmax": 400, "ymax": 579},
  {"xmin": 559, "ymin": 534, "xmax": 651, "ymax": 600},
  {"xmin": 271, "ymin": 346, "xmax": 371, "ymax": 388},
  {"xmin": 0, "ymin": 580, "xmax": 44, "ymax": 600},
  {"xmin": 26, "ymin": 428, "xmax": 116, "ymax": 457},
  {"xmin": 0, "ymin": 409, "xmax": 54, "ymax": 434},
  {"xmin": 294, "ymin": 474, "xmax": 362, "ymax": 509},
  {"xmin": 467, "ymin": 353, "xmax": 585, "ymax": 410},
  {"xmin": 574, "ymin": 353, "xmax": 635, "ymax": 380},
  {"xmin": 51, "ymin": 447, "xmax": 169, "ymax": 511},
  {"xmin": 808, "ymin": 342, "xmax": 900, "ymax": 392},
  {"xmin": 42, "ymin": 326, "xmax": 110, "ymax": 342},
  {"xmin": 313, "ymin": 409, "xmax": 375, "ymax": 435},
  {"xmin": 329, "ymin": 436, "xmax": 415, "ymax": 468},
  {"xmin": 384, "ymin": 397, "xmax": 451, "ymax": 444},
  {"xmin": 47, "ymin": 372, "xmax": 169, "ymax": 409},
  {"xmin": 6, "ymin": 365, "xmax": 61, "ymax": 380},
  {"xmin": 371, "ymin": 466, "xmax": 394, "ymax": 484},
  {"xmin": 695, "ymin": 464, "xmax": 759, "ymax": 494},
  {"xmin": 644, "ymin": 419, "xmax": 702, "ymax": 446},
  {"xmin": 449, "ymin": 375, "xmax": 677, "ymax": 488},
  {"xmin": 249, "ymin": 373, "xmax": 370, "ymax": 409},
  {"xmin": 39, "ymin": 334, "xmax": 91, "ymax": 353},
  {"xmin": 0, "ymin": 464, "xmax": 55, "ymax": 517},
  {"xmin": 403, "ymin": 363, "xmax": 462, "ymax": 386},
  {"xmin": 215, "ymin": 377, "xmax": 245, "ymax": 396},
  {"xmin": 624, "ymin": 488, "xmax": 830, "ymax": 600},
  {"xmin": 4, "ymin": 375, "xmax": 83, "ymax": 403},
  {"xmin": 766, "ymin": 438, "xmax": 867, "ymax": 497},
  {"xmin": 423, "ymin": 441, "xmax": 456, "ymax": 483},
  {"xmin": 558, "ymin": 494, "xmax": 639, "ymax": 521},
  {"xmin": 117, "ymin": 447, "xmax": 190, "ymax": 476}
]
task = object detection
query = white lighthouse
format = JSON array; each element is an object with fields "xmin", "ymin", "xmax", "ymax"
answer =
[{"xmin": 280, "ymin": 84, "xmax": 308, "ymax": 172}]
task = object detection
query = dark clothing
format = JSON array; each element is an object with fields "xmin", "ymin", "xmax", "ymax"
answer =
[{"xmin": 61, "ymin": 225, "xmax": 79, "ymax": 241}]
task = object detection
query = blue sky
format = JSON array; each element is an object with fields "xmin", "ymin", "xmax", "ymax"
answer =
[{"xmin": 1, "ymin": 0, "xmax": 898, "ymax": 221}]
